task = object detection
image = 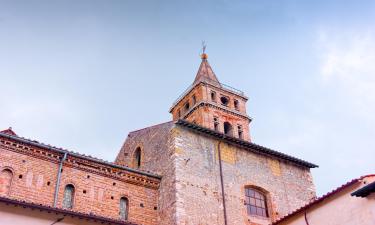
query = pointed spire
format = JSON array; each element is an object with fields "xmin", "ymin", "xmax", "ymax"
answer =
[{"xmin": 193, "ymin": 51, "xmax": 221, "ymax": 87}]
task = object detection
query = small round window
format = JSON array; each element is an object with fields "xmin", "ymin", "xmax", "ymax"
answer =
[{"xmin": 220, "ymin": 96, "xmax": 229, "ymax": 106}]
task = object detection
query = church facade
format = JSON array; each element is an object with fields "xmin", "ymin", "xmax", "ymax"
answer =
[{"xmin": 0, "ymin": 53, "xmax": 317, "ymax": 225}]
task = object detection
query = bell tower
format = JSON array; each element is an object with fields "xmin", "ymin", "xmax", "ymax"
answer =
[{"xmin": 170, "ymin": 52, "xmax": 252, "ymax": 141}]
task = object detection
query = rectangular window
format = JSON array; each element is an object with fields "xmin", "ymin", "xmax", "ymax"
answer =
[
  {"xmin": 245, "ymin": 187, "xmax": 268, "ymax": 217},
  {"xmin": 192, "ymin": 95, "xmax": 196, "ymax": 105}
]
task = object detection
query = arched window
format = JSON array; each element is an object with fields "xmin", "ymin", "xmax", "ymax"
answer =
[
  {"xmin": 119, "ymin": 197, "xmax": 129, "ymax": 220},
  {"xmin": 234, "ymin": 99, "xmax": 239, "ymax": 110},
  {"xmin": 245, "ymin": 187, "xmax": 268, "ymax": 217},
  {"xmin": 62, "ymin": 184, "xmax": 75, "ymax": 209},
  {"xmin": 134, "ymin": 147, "xmax": 142, "ymax": 169},
  {"xmin": 223, "ymin": 122, "xmax": 233, "ymax": 136},
  {"xmin": 211, "ymin": 91, "xmax": 217, "ymax": 102},
  {"xmin": 237, "ymin": 125, "xmax": 243, "ymax": 139},
  {"xmin": 220, "ymin": 96, "xmax": 229, "ymax": 106},
  {"xmin": 0, "ymin": 169, "xmax": 13, "ymax": 196},
  {"xmin": 184, "ymin": 102, "xmax": 190, "ymax": 112},
  {"xmin": 213, "ymin": 117, "xmax": 219, "ymax": 131}
]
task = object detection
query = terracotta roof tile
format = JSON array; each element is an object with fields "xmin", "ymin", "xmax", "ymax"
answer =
[{"xmin": 193, "ymin": 57, "xmax": 221, "ymax": 86}]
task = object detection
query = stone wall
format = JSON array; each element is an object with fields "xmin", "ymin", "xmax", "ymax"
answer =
[
  {"xmin": 173, "ymin": 126, "xmax": 315, "ymax": 225},
  {"xmin": 115, "ymin": 121, "xmax": 177, "ymax": 225},
  {"xmin": 0, "ymin": 135, "xmax": 160, "ymax": 225},
  {"xmin": 116, "ymin": 122, "xmax": 316, "ymax": 225}
]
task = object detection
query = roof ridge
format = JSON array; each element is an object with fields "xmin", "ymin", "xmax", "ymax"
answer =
[
  {"xmin": 128, "ymin": 121, "xmax": 173, "ymax": 134},
  {"xmin": 360, "ymin": 174, "xmax": 375, "ymax": 179}
]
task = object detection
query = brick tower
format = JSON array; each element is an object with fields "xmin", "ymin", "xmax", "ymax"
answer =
[{"xmin": 169, "ymin": 52, "xmax": 252, "ymax": 141}]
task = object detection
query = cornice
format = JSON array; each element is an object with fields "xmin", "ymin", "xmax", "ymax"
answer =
[
  {"xmin": 0, "ymin": 136, "xmax": 160, "ymax": 189},
  {"xmin": 170, "ymin": 80, "xmax": 248, "ymax": 113},
  {"xmin": 182, "ymin": 101, "xmax": 252, "ymax": 121}
]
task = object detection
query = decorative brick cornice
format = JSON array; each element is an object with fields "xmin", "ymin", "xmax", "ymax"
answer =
[
  {"xmin": 170, "ymin": 80, "xmax": 248, "ymax": 113},
  {"xmin": 0, "ymin": 134, "xmax": 160, "ymax": 189},
  {"xmin": 182, "ymin": 101, "xmax": 252, "ymax": 121}
]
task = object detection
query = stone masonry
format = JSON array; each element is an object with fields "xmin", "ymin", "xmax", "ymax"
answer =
[{"xmin": 115, "ymin": 121, "xmax": 316, "ymax": 225}]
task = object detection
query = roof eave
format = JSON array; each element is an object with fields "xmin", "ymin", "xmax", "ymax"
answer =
[
  {"xmin": 0, "ymin": 132, "xmax": 162, "ymax": 179},
  {"xmin": 175, "ymin": 120, "xmax": 318, "ymax": 168}
]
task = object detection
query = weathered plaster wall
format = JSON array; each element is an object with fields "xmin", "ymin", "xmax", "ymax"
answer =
[{"xmin": 0, "ymin": 203, "xmax": 117, "ymax": 225}]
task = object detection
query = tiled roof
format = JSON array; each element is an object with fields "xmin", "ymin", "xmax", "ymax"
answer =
[
  {"xmin": 0, "ymin": 196, "xmax": 137, "ymax": 225},
  {"xmin": 272, "ymin": 174, "xmax": 375, "ymax": 224},
  {"xmin": 175, "ymin": 120, "xmax": 318, "ymax": 168},
  {"xmin": 193, "ymin": 55, "xmax": 221, "ymax": 86},
  {"xmin": 0, "ymin": 130, "xmax": 161, "ymax": 179}
]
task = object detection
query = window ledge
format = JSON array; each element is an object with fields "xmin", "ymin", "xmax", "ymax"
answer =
[{"xmin": 247, "ymin": 215, "xmax": 271, "ymax": 223}]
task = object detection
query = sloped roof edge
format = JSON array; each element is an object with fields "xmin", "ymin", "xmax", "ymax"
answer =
[
  {"xmin": 175, "ymin": 120, "xmax": 318, "ymax": 168},
  {"xmin": 272, "ymin": 174, "xmax": 375, "ymax": 224},
  {"xmin": 0, "ymin": 132, "xmax": 161, "ymax": 179}
]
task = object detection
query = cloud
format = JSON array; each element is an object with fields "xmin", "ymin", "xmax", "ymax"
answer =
[
  {"xmin": 317, "ymin": 29, "xmax": 375, "ymax": 123},
  {"xmin": 265, "ymin": 28, "xmax": 375, "ymax": 195}
]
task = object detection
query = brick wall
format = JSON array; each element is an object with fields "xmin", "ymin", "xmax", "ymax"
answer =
[
  {"xmin": 0, "ymin": 136, "xmax": 160, "ymax": 225},
  {"xmin": 170, "ymin": 82, "xmax": 251, "ymax": 141}
]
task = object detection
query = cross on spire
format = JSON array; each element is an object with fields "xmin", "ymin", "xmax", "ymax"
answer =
[{"xmin": 202, "ymin": 41, "xmax": 206, "ymax": 54}]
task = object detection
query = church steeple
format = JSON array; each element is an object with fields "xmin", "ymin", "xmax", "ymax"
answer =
[
  {"xmin": 170, "ymin": 52, "xmax": 252, "ymax": 141},
  {"xmin": 193, "ymin": 53, "xmax": 221, "ymax": 87}
]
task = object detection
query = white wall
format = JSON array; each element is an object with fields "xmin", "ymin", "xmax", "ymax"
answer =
[
  {"xmin": 278, "ymin": 176, "xmax": 375, "ymax": 225},
  {"xmin": 0, "ymin": 203, "xmax": 114, "ymax": 225}
]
